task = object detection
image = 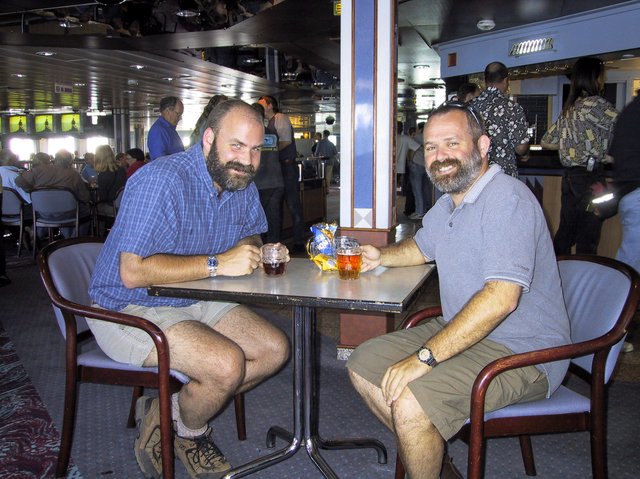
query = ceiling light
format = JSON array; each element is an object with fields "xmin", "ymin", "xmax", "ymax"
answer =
[
  {"xmin": 35, "ymin": 51, "xmax": 55, "ymax": 57},
  {"xmin": 242, "ymin": 58, "xmax": 262, "ymax": 64},
  {"xmin": 129, "ymin": 64, "xmax": 145, "ymax": 70},
  {"xmin": 74, "ymin": 83, "xmax": 85, "ymax": 87},
  {"xmin": 477, "ymin": 19, "xmax": 496, "ymax": 31},
  {"xmin": 176, "ymin": 9, "xmax": 198, "ymax": 17},
  {"xmin": 12, "ymin": 74, "xmax": 26, "ymax": 78},
  {"xmin": 162, "ymin": 77, "xmax": 174, "ymax": 81},
  {"xmin": 509, "ymin": 37, "xmax": 554, "ymax": 57}
]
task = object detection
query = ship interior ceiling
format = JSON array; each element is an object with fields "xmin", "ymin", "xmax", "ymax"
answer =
[{"xmin": 0, "ymin": 0, "xmax": 637, "ymax": 119}]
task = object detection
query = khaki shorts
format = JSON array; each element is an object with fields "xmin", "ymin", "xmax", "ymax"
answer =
[
  {"xmin": 347, "ymin": 317, "xmax": 548, "ymax": 440},
  {"xmin": 88, "ymin": 301, "xmax": 238, "ymax": 367}
]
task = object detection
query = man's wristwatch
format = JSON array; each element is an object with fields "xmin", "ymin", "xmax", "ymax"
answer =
[
  {"xmin": 207, "ymin": 256, "xmax": 218, "ymax": 277},
  {"xmin": 416, "ymin": 346, "xmax": 438, "ymax": 367}
]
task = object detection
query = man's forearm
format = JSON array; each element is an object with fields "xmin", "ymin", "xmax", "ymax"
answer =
[
  {"xmin": 425, "ymin": 280, "xmax": 521, "ymax": 363},
  {"xmin": 237, "ymin": 234, "xmax": 262, "ymax": 248},
  {"xmin": 120, "ymin": 252, "xmax": 209, "ymax": 288},
  {"xmin": 380, "ymin": 238, "xmax": 427, "ymax": 267}
]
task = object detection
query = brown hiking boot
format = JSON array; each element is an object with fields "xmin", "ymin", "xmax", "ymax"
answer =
[
  {"xmin": 134, "ymin": 396, "xmax": 163, "ymax": 479},
  {"xmin": 174, "ymin": 428, "xmax": 232, "ymax": 479},
  {"xmin": 440, "ymin": 452, "xmax": 464, "ymax": 479}
]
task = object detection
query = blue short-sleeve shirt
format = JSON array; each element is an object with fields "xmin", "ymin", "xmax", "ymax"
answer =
[
  {"xmin": 89, "ymin": 144, "xmax": 267, "ymax": 311},
  {"xmin": 414, "ymin": 165, "xmax": 571, "ymax": 396}
]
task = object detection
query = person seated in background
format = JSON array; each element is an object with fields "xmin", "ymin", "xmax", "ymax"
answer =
[
  {"xmin": 81, "ymin": 152, "xmax": 97, "ymax": 184},
  {"xmin": 125, "ymin": 147, "xmax": 146, "ymax": 178},
  {"xmin": 89, "ymin": 100, "xmax": 290, "ymax": 478},
  {"xmin": 15, "ymin": 149, "xmax": 91, "ymax": 238},
  {"xmin": 116, "ymin": 152, "xmax": 128, "ymax": 170},
  {"xmin": 347, "ymin": 104, "xmax": 570, "ymax": 479},
  {"xmin": 0, "ymin": 149, "xmax": 31, "ymax": 204},
  {"xmin": 94, "ymin": 145, "xmax": 127, "ymax": 217},
  {"xmin": 0, "ymin": 176, "xmax": 10, "ymax": 287}
]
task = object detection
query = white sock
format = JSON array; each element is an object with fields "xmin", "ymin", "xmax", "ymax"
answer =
[{"xmin": 171, "ymin": 392, "xmax": 208, "ymax": 438}]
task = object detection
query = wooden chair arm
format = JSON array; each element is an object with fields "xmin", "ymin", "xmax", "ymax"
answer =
[{"xmin": 401, "ymin": 305, "xmax": 443, "ymax": 329}]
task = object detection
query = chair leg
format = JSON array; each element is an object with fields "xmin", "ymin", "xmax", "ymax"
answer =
[
  {"xmin": 518, "ymin": 435, "xmax": 537, "ymax": 476},
  {"xmin": 234, "ymin": 393, "xmax": 247, "ymax": 441},
  {"xmin": 394, "ymin": 452, "xmax": 406, "ymax": 479},
  {"xmin": 56, "ymin": 376, "xmax": 78, "ymax": 477},
  {"xmin": 127, "ymin": 386, "xmax": 145, "ymax": 428}
]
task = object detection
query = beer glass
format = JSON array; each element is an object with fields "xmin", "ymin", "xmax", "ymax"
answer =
[
  {"xmin": 335, "ymin": 236, "xmax": 362, "ymax": 280},
  {"xmin": 261, "ymin": 243, "xmax": 287, "ymax": 276}
]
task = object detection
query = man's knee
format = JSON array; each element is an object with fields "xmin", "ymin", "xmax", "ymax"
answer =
[
  {"xmin": 391, "ymin": 388, "xmax": 435, "ymax": 434},
  {"xmin": 261, "ymin": 327, "xmax": 290, "ymax": 369}
]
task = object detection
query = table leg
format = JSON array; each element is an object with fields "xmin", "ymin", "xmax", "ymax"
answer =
[
  {"xmin": 305, "ymin": 307, "xmax": 388, "ymax": 468},
  {"xmin": 222, "ymin": 306, "xmax": 305, "ymax": 478},
  {"xmin": 268, "ymin": 306, "xmax": 387, "ymax": 478}
]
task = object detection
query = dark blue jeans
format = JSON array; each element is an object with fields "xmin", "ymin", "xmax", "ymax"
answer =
[{"xmin": 280, "ymin": 162, "xmax": 306, "ymax": 244}]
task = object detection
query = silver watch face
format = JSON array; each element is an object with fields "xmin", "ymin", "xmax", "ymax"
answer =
[{"xmin": 418, "ymin": 347, "xmax": 432, "ymax": 362}]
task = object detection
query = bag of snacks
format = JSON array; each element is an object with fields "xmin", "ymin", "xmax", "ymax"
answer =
[{"xmin": 307, "ymin": 221, "xmax": 338, "ymax": 271}]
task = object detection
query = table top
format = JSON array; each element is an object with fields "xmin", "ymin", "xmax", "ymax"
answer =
[{"xmin": 149, "ymin": 258, "xmax": 434, "ymax": 314}]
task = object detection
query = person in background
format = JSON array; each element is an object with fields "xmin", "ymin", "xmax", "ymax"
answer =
[
  {"xmin": 0, "ymin": 175, "xmax": 10, "ymax": 287},
  {"xmin": 347, "ymin": 104, "xmax": 570, "ymax": 479},
  {"xmin": 396, "ymin": 121, "xmax": 421, "ymax": 217},
  {"xmin": 608, "ymin": 91, "xmax": 639, "ymax": 353},
  {"xmin": 0, "ymin": 149, "xmax": 31, "ymax": 204},
  {"xmin": 81, "ymin": 152, "xmax": 97, "ymax": 184},
  {"xmin": 94, "ymin": 145, "xmax": 127, "ymax": 217},
  {"xmin": 541, "ymin": 57, "xmax": 618, "ymax": 255},
  {"xmin": 311, "ymin": 131, "xmax": 323, "ymax": 155},
  {"xmin": 457, "ymin": 82, "xmax": 480, "ymax": 104},
  {"xmin": 313, "ymin": 130, "xmax": 338, "ymax": 189},
  {"xmin": 258, "ymin": 95, "xmax": 306, "ymax": 252},
  {"xmin": 15, "ymin": 149, "xmax": 91, "ymax": 238},
  {"xmin": 406, "ymin": 121, "xmax": 433, "ymax": 220},
  {"xmin": 89, "ymin": 100, "xmax": 289, "ymax": 479},
  {"xmin": 147, "ymin": 96, "xmax": 185, "ymax": 161},
  {"xmin": 116, "ymin": 152, "xmax": 128, "ymax": 170},
  {"xmin": 471, "ymin": 62, "xmax": 530, "ymax": 177},
  {"xmin": 610, "ymin": 91, "xmax": 640, "ymax": 273},
  {"xmin": 190, "ymin": 94, "xmax": 229, "ymax": 147},
  {"xmin": 125, "ymin": 147, "xmax": 146, "ymax": 178},
  {"xmin": 252, "ymin": 102, "xmax": 285, "ymax": 243}
]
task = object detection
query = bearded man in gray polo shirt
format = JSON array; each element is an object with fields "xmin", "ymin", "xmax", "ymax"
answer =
[{"xmin": 347, "ymin": 103, "xmax": 570, "ymax": 479}]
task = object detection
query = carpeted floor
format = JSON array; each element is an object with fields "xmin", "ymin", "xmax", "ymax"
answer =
[{"xmin": 0, "ymin": 322, "xmax": 82, "ymax": 479}]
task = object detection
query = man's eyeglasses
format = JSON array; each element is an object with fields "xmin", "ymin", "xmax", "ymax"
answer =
[{"xmin": 441, "ymin": 101, "xmax": 483, "ymax": 129}]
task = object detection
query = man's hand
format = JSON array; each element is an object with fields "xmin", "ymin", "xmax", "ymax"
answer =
[
  {"xmin": 217, "ymin": 244, "xmax": 262, "ymax": 276},
  {"xmin": 360, "ymin": 245, "xmax": 382, "ymax": 272},
  {"xmin": 381, "ymin": 354, "xmax": 430, "ymax": 406}
]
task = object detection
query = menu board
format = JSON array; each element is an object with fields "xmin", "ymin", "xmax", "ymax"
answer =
[
  {"xmin": 61, "ymin": 113, "xmax": 80, "ymax": 132},
  {"xmin": 9, "ymin": 116, "xmax": 27, "ymax": 133},
  {"xmin": 35, "ymin": 114, "xmax": 54, "ymax": 133}
]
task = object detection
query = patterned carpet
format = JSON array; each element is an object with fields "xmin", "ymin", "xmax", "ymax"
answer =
[{"xmin": 0, "ymin": 322, "xmax": 82, "ymax": 479}]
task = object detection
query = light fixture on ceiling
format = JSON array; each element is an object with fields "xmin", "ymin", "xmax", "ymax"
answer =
[
  {"xmin": 74, "ymin": 83, "xmax": 85, "ymax": 87},
  {"xmin": 176, "ymin": 9, "xmax": 198, "ymax": 18},
  {"xmin": 162, "ymin": 77, "xmax": 174, "ymax": 81},
  {"xmin": 129, "ymin": 64, "xmax": 145, "ymax": 70},
  {"xmin": 477, "ymin": 19, "xmax": 496, "ymax": 31},
  {"xmin": 35, "ymin": 51, "xmax": 55, "ymax": 57},
  {"xmin": 11, "ymin": 74, "xmax": 26, "ymax": 78},
  {"xmin": 509, "ymin": 37, "xmax": 554, "ymax": 57}
]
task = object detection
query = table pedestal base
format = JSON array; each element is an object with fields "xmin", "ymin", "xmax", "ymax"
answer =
[{"xmin": 223, "ymin": 305, "xmax": 387, "ymax": 478}]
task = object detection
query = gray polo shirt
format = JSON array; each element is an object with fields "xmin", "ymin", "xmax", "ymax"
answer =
[{"xmin": 414, "ymin": 165, "xmax": 570, "ymax": 396}]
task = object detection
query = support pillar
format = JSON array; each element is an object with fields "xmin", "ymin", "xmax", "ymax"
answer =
[{"xmin": 338, "ymin": 0, "xmax": 399, "ymax": 354}]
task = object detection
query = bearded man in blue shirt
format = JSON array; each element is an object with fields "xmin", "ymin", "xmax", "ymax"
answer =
[{"xmin": 90, "ymin": 99, "xmax": 290, "ymax": 479}]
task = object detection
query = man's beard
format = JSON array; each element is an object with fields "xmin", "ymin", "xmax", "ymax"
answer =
[
  {"xmin": 206, "ymin": 140, "xmax": 256, "ymax": 191},
  {"xmin": 426, "ymin": 146, "xmax": 483, "ymax": 194}
]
